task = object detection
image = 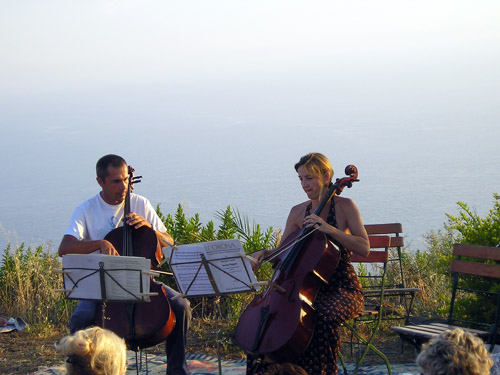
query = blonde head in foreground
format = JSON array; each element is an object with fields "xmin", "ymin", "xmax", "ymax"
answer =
[
  {"xmin": 416, "ymin": 328, "xmax": 493, "ymax": 375},
  {"xmin": 55, "ymin": 326, "xmax": 127, "ymax": 375}
]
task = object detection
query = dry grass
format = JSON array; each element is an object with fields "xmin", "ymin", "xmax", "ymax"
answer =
[{"xmin": 0, "ymin": 245, "xmax": 76, "ymax": 332}]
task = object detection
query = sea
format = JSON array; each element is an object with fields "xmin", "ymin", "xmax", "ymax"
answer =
[{"xmin": 1, "ymin": 103, "xmax": 499, "ymax": 254}]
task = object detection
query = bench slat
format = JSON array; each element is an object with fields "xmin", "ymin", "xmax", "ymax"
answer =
[
  {"xmin": 391, "ymin": 325, "xmax": 449, "ymax": 337},
  {"xmin": 388, "ymin": 236, "xmax": 404, "ymax": 247},
  {"xmin": 365, "ymin": 223, "xmax": 403, "ymax": 235},
  {"xmin": 451, "ymin": 259, "xmax": 500, "ymax": 279},
  {"xmin": 391, "ymin": 323, "xmax": 490, "ymax": 339},
  {"xmin": 453, "ymin": 243, "xmax": 500, "ymax": 261}
]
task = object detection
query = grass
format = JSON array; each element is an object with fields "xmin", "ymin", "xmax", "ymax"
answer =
[{"xmin": 0, "ymin": 243, "xmax": 76, "ymax": 334}]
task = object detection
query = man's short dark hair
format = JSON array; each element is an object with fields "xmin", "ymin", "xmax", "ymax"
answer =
[{"xmin": 96, "ymin": 154, "xmax": 127, "ymax": 181}]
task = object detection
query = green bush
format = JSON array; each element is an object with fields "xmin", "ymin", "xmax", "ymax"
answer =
[
  {"xmin": 392, "ymin": 193, "xmax": 500, "ymax": 323},
  {"xmin": 446, "ymin": 193, "xmax": 500, "ymax": 247},
  {"xmin": 444, "ymin": 193, "xmax": 500, "ymax": 325},
  {"xmin": 379, "ymin": 194, "xmax": 500, "ymax": 323}
]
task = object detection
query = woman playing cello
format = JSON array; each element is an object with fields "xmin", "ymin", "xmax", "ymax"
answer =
[{"xmin": 249, "ymin": 152, "xmax": 370, "ymax": 375}]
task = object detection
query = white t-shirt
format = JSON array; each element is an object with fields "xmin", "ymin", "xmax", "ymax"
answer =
[{"xmin": 65, "ymin": 192, "xmax": 167, "ymax": 241}]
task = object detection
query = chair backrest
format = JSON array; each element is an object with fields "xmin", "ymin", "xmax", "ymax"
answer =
[
  {"xmin": 364, "ymin": 223, "xmax": 403, "ymax": 235},
  {"xmin": 351, "ymin": 235, "xmax": 390, "ymax": 292},
  {"xmin": 364, "ymin": 223, "xmax": 405, "ymax": 288},
  {"xmin": 449, "ymin": 243, "xmax": 500, "ymax": 345},
  {"xmin": 351, "ymin": 235, "xmax": 391, "ymax": 263}
]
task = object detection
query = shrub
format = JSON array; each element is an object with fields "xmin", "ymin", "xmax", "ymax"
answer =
[
  {"xmin": 0, "ymin": 243, "xmax": 75, "ymax": 333},
  {"xmin": 443, "ymin": 193, "xmax": 500, "ymax": 325},
  {"xmin": 391, "ymin": 194, "xmax": 500, "ymax": 323},
  {"xmin": 446, "ymin": 193, "xmax": 500, "ymax": 247}
]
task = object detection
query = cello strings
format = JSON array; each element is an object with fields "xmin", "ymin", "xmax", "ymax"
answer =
[{"xmin": 264, "ymin": 227, "xmax": 319, "ymax": 263}]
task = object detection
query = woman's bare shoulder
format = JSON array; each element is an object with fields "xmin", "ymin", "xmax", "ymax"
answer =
[
  {"xmin": 284, "ymin": 201, "xmax": 309, "ymax": 230},
  {"xmin": 334, "ymin": 196, "xmax": 357, "ymax": 210},
  {"xmin": 289, "ymin": 201, "xmax": 310, "ymax": 217}
]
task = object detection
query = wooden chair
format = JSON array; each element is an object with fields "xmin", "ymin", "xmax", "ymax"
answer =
[
  {"xmin": 390, "ymin": 243, "xmax": 500, "ymax": 352},
  {"xmin": 364, "ymin": 223, "xmax": 405, "ymax": 287},
  {"xmin": 339, "ymin": 235, "xmax": 392, "ymax": 375},
  {"xmin": 363, "ymin": 223, "xmax": 419, "ymax": 324}
]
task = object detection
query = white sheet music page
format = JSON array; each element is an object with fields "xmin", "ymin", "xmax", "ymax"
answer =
[
  {"xmin": 166, "ymin": 239, "xmax": 258, "ymax": 296},
  {"xmin": 61, "ymin": 254, "xmax": 151, "ymax": 301},
  {"xmin": 101, "ymin": 255, "xmax": 151, "ymax": 301},
  {"xmin": 167, "ymin": 243, "xmax": 213, "ymax": 296},
  {"xmin": 203, "ymin": 240, "xmax": 258, "ymax": 293}
]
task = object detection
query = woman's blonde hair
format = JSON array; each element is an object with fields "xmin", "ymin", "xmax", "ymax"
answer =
[
  {"xmin": 294, "ymin": 153, "xmax": 334, "ymax": 185},
  {"xmin": 416, "ymin": 328, "xmax": 493, "ymax": 375},
  {"xmin": 55, "ymin": 327, "xmax": 127, "ymax": 375}
]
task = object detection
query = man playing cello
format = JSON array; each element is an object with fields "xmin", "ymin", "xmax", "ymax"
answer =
[{"xmin": 58, "ymin": 154, "xmax": 191, "ymax": 375}]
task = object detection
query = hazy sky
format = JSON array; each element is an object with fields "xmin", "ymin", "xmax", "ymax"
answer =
[{"xmin": 2, "ymin": 1, "xmax": 499, "ymax": 99}]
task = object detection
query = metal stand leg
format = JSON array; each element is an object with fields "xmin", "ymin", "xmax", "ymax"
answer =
[{"xmin": 216, "ymin": 329, "xmax": 222, "ymax": 375}]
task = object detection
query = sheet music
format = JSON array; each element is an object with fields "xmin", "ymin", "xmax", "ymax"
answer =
[
  {"xmin": 165, "ymin": 239, "xmax": 258, "ymax": 296},
  {"xmin": 61, "ymin": 254, "xmax": 151, "ymax": 301}
]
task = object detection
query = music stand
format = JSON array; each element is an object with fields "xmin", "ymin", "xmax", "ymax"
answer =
[
  {"xmin": 55, "ymin": 254, "xmax": 158, "ymax": 327},
  {"xmin": 163, "ymin": 239, "xmax": 264, "ymax": 374},
  {"xmin": 164, "ymin": 239, "xmax": 262, "ymax": 298}
]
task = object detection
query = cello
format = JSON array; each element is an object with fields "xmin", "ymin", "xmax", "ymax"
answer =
[
  {"xmin": 234, "ymin": 165, "xmax": 359, "ymax": 362},
  {"xmin": 94, "ymin": 166, "xmax": 175, "ymax": 351}
]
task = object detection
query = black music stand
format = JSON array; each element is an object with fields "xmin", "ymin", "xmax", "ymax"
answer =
[
  {"xmin": 55, "ymin": 254, "xmax": 157, "ymax": 326},
  {"xmin": 165, "ymin": 240, "xmax": 263, "ymax": 375}
]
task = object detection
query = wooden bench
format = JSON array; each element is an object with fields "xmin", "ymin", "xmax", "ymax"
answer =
[{"xmin": 390, "ymin": 243, "xmax": 500, "ymax": 352}]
